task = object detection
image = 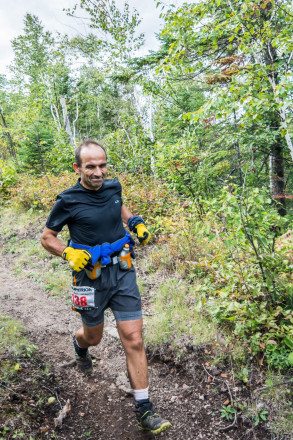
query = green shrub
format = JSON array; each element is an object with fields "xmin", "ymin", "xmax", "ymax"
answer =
[
  {"xmin": 117, "ymin": 172, "xmax": 184, "ymax": 233},
  {"xmin": 146, "ymin": 186, "xmax": 293, "ymax": 369},
  {"xmin": 0, "ymin": 159, "xmax": 18, "ymax": 203},
  {"xmin": 10, "ymin": 172, "xmax": 77, "ymax": 211}
]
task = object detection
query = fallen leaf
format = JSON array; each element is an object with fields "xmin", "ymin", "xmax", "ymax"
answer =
[{"xmin": 39, "ymin": 426, "xmax": 50, "ymax": 433}]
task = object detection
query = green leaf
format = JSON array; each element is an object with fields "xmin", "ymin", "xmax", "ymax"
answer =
[
  {"xmin": 288, "ymin": 352, "xmax": 293, "ymax": 365},
  {"xmin": 284, "ymin": 337, "xmax": 293, "ymax": 349}
]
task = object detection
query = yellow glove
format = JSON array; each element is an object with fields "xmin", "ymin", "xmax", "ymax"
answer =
[
  {"xmin": 135, "ymin": 224, "xmax": 151, "ymax": 245},
  {"xmin": 62, "ymin": 247, "xmax": 92, "ymax": 272}
]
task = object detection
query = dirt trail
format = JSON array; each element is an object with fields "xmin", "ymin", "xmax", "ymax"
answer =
[{"xmin": 0, "ymin": 254, "xmax": 269, "ymax": 440}]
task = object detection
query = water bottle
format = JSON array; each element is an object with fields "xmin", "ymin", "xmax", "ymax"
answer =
[
  {"xmin": 85, "ymin": 261, "xmax": 101, "ymax": 280},
  {"xmin": 119, "ymin": 243, "xmax": 131, "ymax": 270}
]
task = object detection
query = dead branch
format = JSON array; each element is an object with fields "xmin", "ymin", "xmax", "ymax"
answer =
[{"xmin": 54, "ymin": 399, "xmax": 71, "ymax": 428}]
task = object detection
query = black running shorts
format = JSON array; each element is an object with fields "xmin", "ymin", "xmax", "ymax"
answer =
[{"xmin": 72, "ymin": 264, "xmax": 142, "ymax": 327}]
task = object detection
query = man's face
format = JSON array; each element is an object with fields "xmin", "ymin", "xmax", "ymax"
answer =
[{"xmin": 73, "ymin": 145, "xmax": 107, "ymax": 191}]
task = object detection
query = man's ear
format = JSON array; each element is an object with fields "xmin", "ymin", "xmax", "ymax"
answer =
[{"xmin": 73, "ymin": 163, "xmax": 80, "ymax": 174}]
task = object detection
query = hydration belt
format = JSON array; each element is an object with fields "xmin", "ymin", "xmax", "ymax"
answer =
[{"xmin": 68, "ymin": 231, "xmax": 135, "ymax": 265}]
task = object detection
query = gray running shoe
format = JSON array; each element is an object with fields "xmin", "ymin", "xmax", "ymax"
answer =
[{"xmin": 136, "ymin": 408, "xmax": 171, "ymax": 434}]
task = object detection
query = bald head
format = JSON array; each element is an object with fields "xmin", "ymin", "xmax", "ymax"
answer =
[
  {"xmin": 73, "ymin": 141, "xmax": 107, "ymax": 191},
  {"xmin": 75, "ymin": 139, "xmax": 107, "ymax": 168}
]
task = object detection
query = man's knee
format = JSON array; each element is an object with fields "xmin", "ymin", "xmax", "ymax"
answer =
[
  {"xmin": 77, "ymin": 323, "xmax": 103, "ymax": 346},
  {"xmin": 85, "ymin": 333, "xmax": 103, "ymax": 346},
  {"xmin": 123, "ymin": 330, "xmax": 144, "ymax": 352}
]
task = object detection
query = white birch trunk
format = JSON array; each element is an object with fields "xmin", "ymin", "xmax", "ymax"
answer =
[
  {"xmin": 72, "ymin": 99, "xmax": 79, "ymax": 148},
  {"xmin": 50, "ymin": 104, "xmax": 62, "ymax": 130},
  {"xmin": 60, "ymin": 95, "xmax": 75, "ymax": 147}
]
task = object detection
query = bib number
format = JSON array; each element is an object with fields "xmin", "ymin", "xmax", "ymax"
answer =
[{"xmin": 71, "ymin": 285, "xmax": 96, "ymax": 310}]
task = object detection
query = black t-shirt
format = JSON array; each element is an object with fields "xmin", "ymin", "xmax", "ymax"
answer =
[{"xmin": 46, "ymin": 178, "xmax": 125, "ymax": 246}]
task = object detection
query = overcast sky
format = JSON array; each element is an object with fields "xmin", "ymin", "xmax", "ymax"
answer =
[{"xmin": 0, "ymin": 0, "xmax": 184, "ymax": 76}]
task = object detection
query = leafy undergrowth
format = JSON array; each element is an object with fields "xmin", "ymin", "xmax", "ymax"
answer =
[
  {"xmin": 0, "ymin": 315, "xmax": 60, "ymax": 440},
  {"xmin": 142, "ymin": 188, "xmax": 293, "ymax": 372}
]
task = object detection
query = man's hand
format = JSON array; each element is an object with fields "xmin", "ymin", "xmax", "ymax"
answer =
[
  {"xmin": 62, "ymin": 247, "xmax": 92, "ymax": 271},
  {"xmin": 127, "ymin": 216, "xmax": 151, "ymax": 245},
  {"xmin": 135, "ymin": 224, "xmax": 151, "ymax": 245}
]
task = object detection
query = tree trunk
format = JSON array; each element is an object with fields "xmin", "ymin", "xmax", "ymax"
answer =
[
  {"xmin": 231, "ymin": 0, "xmax": 289, "ymax": 216},
  {"xmin": 60, "ymin": 96, "xmax": 75, "ymax": 148},
  {"xmin": 269, "ymin": 138, "xmax": 286, "ymax": 216},
  {"xmin": 264, "ymin": 41, "xmax": 286, "ymax": 216},
  {"xmin": 0, "ymin": 109, "xmax": 18, "ymax": 162}
]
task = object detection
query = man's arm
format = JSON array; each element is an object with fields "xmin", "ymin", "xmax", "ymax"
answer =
[
  {"xmin": 121, "ymin": 204, "xmax": 133, "ymax": 225},
  {"xmin": 122, "ymin": 205, "xmax": 151, "ymax": 245},
  {"xmin": 41, "ymin": 227, "xmax": 92, "ymax": 271},
  {"xmin": 41, "ymin": 227, "xmax": 67, "ymax": 257}
]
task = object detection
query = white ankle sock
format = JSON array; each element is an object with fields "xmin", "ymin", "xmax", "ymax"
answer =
[{"xmin": 133, "ymin": 387, "xmax": 149, "ymax": 401}]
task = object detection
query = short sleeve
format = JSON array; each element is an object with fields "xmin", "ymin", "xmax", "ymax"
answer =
[
  {"xmin": 117, "ymin": 180, "xmax": 123, "ymax": 204},
  {"xmin": 46, "ymin": 196, "xmax": 70, "ymax": 232}
]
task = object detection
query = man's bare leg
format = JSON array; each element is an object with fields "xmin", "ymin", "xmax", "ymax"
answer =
[
  {"xmin": 73, "ymin": 321, "xmax": 104, "ymax": 372},
  {"xmin": 76, "ymin": 321, "xmax": 104, "ymax": 348},
  {"xmin": 117, "ymin": 318, "xmax": 171, "ymax": 434},
  {"xmin": 117, "ymin": 318, "xmax": 148, "ymax": 389}
]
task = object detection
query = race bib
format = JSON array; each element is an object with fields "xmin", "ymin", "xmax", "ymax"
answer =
[{"xmin": 71, "ymin": 285, "xmax": 96, "ymax": 310}]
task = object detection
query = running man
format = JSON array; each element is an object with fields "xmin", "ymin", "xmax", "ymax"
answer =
[{"xmin": 41, "ymin": 139, "xmax": 171, "ymax": 434}]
